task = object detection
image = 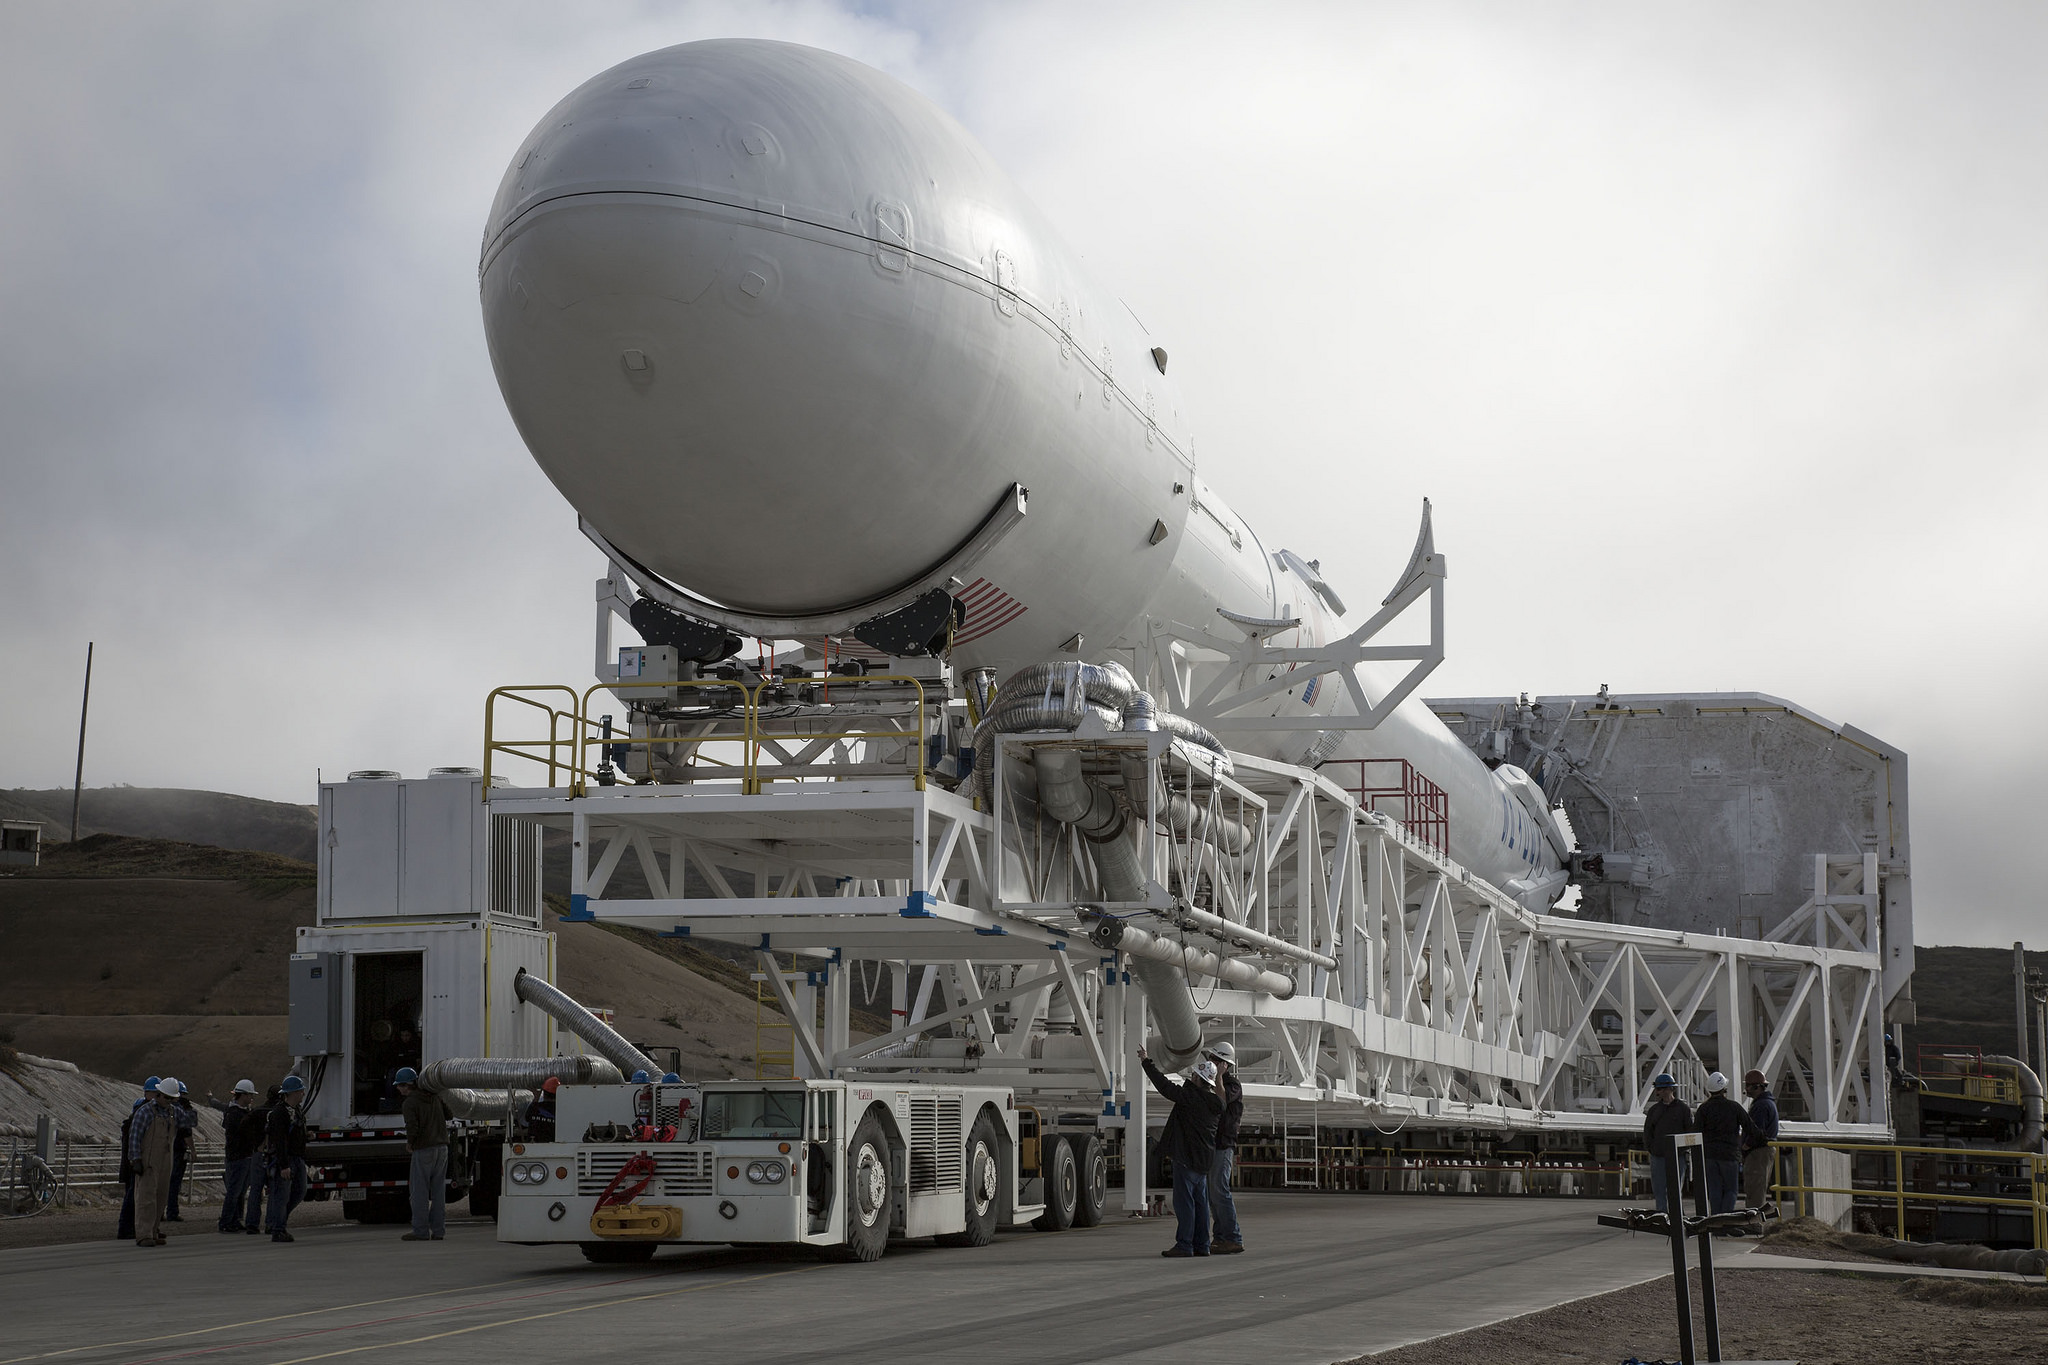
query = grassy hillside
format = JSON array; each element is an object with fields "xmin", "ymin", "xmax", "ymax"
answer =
[{"xmin": 2, "ymin": 786, "xmax": 317, "ymax": 860}]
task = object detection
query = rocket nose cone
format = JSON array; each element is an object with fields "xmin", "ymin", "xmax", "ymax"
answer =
[{"xmin": 481, "ymin": 41, "xmax": 1013, "ymax": 617}]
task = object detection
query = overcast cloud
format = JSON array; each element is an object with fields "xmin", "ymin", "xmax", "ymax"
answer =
[{"xmin": 2, "ymin": 2, "xmax": 2043, "ymax": 947}]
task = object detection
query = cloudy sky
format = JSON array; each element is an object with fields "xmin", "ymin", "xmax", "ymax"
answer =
[{"xmin": 3, "ymin": 2, "xmax": 2042, "ymax": 946}]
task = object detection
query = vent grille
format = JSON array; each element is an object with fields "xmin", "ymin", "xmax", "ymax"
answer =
[
  {"xmin": 908, "ymin": 1095, "xmax": 964, "ymax": 1194},
  {"xmin": 576, "ymin": 1146, "xmax": 714, "ymax": 1197}
]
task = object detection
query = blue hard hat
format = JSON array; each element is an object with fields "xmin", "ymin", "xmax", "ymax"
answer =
[
  {"xmin": 1652, "ymin": 1073, "xmax": 1678, "ymax": 1089},
  {"xmin": 279, "ymin": 1075, "xmax": 306, "ymax": 1094},
  {"xmin": 660, "ymin": 1072, "xmax": 680, "ymax": 1083},
  {"xmin": 630, "ymin": 1070, "xmax": 650, "ymax": 1083},
  {"xmin": 394, "ymin": 1067, "xmax": 418, "ymax": 1085},
  {"xmin": 144, "ymin": 1075, "xmax": 161, "ymax": 1092}
]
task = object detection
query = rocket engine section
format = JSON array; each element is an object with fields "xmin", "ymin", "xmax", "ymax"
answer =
[{"xmin": 479, "ymin": 40, "xmax": 1567, "ymax": 905}]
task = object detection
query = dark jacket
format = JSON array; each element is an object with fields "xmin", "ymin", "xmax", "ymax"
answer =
[
  {"xmin": 1215, "ymin": 1073, "xmax": 1244, "ymax": 1152},
  {"xmin": 402, "ymin": 1090, "xmax": 450, "ymax": 1151},
  {"xmin": 1641, "ymin": 1095, "xmax": 1694, "ymax": 1159},
  {"xmin": 1143, "ymin": 1059, "xmax": 1224, "ymax": 1171},
  {"xmin": 266, "ymin": 1101, "xmax": 308, "ymax": 1162},
  {"xmin": 1695, "ymin": 1093, "xmax": 1764, "ymax": 1162},
  {"xmin": 1745, "ymin": 1090, "xmax": 1780, "ymax": 1151},
  {"xmin": 208, "ymin": 1100, "xmax": 262, "ymax": 1161}
]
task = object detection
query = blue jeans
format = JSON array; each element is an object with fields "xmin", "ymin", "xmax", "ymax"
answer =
[
  {"xmin": 1650, "ymin": 1150, "xmax": 1695, "ymax": 1213},
  {"xmin": 410, "ymin": 1145, "xmax": 448, "ymax": 1238},
  {"xmin": 1170, "ymin": 1163, "xmax": 1210, "ymax": 1254},
  {"xmin": 1209, "ymin": 1148, "xmax": 1241, "ymax": 1246},
  {"xmin": 265, "ymin": 1158, "xmax": 306, "ymax": 1234},
  {"xmin": 221, "ymin": 1154, "xmax": 264, "ymax": 1230},
  {"xmin": 1706, "ymin": 1157, "xmax": 1743, "ymax": 1215}
]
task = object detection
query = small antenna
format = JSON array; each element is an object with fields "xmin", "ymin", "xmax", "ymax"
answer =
[{"xmin": 70, "ymin": 642, "xmax": 94, "ymax": 843}]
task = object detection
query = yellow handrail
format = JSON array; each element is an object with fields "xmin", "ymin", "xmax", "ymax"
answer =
[
  {"xmin": 578, "ymin": 677, "xmax": 757, "ymax": 795},
  {"xmin": 1766, "ymin": 1140, "xmax": 2047, "ymax": 1250},
  {"xmin": 482, "ymin": 686, "xmax": 586, "ymax": 795}
]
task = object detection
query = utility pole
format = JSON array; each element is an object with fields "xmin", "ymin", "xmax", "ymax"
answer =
[
  {"xmin": 2017, "ymin": 943, "xmax": 2029, "ymax": 1063},
  {"xmin": 69, "ymin": 642, "xmax": 93, "ymax": 844}
]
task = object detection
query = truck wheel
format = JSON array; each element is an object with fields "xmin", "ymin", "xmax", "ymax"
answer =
[
  {"xmin": 840, "ymin": 1113, "xmax": 891, "ymax": 1263},
  {"xmin": 1071, "ymin": 1134, "xmax": 1108, "ymax": 1227},
  {"xmin": 1032, "ymin": 1136, "xmax": 1077, "ymax": 1231},
  {"xmin": 939, "ymin": 1113, "xmax": 1001, "ymax": 1248},
  {"xmin": 579, "ymin": 1241, "xmax": 657, "ymax": 1264}
]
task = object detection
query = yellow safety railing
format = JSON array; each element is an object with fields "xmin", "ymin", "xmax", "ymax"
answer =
[
  {"xmin": 1768, "ymin": 1141, "xmax": 2048, "ymax": 1250},
  {"xmin": 484, "ymin": 673, "xmax": 935, "ymax": 796},
  {"xmin": 749, "ymin": 674, "xmax": 928, "ymax": 793},
  {"xmin": 753, "ymin": 976, "xmax": 795, "ymax": 1080},
  {"xmin": 483, "ymin": 686, "xmax": 588, "ymax": 792},
  {"xmin": 579, "ymin": 678, "xmax": 755, "ymax": 794}
]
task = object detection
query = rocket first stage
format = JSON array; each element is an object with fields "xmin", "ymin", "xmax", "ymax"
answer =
[{"xmin": 479, "ymin": 40, "xmax": 1567, "ymax": 905}]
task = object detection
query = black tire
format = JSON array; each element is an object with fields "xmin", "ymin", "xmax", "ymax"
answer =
[
  {"xmin": 839, "ymin": 1112, "xmax": 892, "ymax": 1263},
  {"xmin": 1033, "ymin": 1136, "xmax": 1077, "ymax": 1231},
  {"xmin": 939, "ymin": 1113, "xmax": 1002, "ymax": 1248},
  {"xmin": 579, "ymin": 1241, "xmax": 658, "ymax": 1264},
  {"xmin": 1071, "ymin": 1133, "xmax": 1108, "ymax": 1228}
]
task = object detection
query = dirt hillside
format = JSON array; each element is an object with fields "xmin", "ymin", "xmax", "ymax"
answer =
[
  {"xmin": 1, "ymin": 836, "xmax": 779, "ymax": 1097},
  {"xmin": 2, "ymin": 787, "xmax": 317, "ymax": 861}
]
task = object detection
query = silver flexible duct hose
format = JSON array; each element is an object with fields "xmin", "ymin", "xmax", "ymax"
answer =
[
  {"xmin": 1032, "ymin": 748, "xmax": 1206, "ymax": 1067},
  {"xmin": 418, "ymin": 1055, "xmax": 623, "ymax": 1092},
  {"xmin": 1122, "ymin": 754, "xmax": 1252, "ymax": 855},
  {"xmin": 1981, "ymin": 1056, "xmax": 2045, "ymax": 1152},
  {"xmin": 1085, "ymin": 913, "xmax": 1297, "ymax": 998},
  {"xmin": 439, "ymin": 1087, "xmax": 536, "ymax": 1119},
  {"xmin": 513, "ymin": 970, "xmax": 661, "ymax": 1079}
]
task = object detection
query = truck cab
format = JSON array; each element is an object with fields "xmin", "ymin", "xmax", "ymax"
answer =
[{"xmin": 499, "ymin": 1077, "xmax": 1033, "ymax": 1262}]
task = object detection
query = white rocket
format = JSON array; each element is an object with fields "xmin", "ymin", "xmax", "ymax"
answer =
[{"xmin": 479, "ymin": 40, "xmax": 1567, "ymax": 904}]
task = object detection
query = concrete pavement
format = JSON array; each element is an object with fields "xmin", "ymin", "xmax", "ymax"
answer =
[{"xmin": 0, "ymin": 1193, "xmax": 1665, "ymax": 1364}]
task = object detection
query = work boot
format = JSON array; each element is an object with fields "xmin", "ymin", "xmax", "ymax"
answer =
[
  {"xmin": 1211, "ymin": 1240, "xmax": 1244, "ymax": 1254},
  {"xmin": 271, "ymin": 1231, "xmax": 294, "ymax": 1243},
  {"xmin": 245, "ymin": 1225, "xmax": 263, "ymax": 1235},
  {"xmin": 1160, "ymin": 1247, "xmax": 1196, "ymax": 1258},
  {"xmin": 430, "ymin": 1233, "xmax": 444, "ymax": 1240},
  {"xmin": 402, "ymin": 1233, "xmax": 427, "ymax": 1241},
  {"xmin": 135, "ymin": 1240, "xmax": 154, "ymax": 1248},
  {"xmin": 153, "ymin": 1234, "xmax": 168, "ymax": 1246}
]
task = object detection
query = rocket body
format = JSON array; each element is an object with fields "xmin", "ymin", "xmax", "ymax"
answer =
[{"xmin": 480, "ymin": 40, "xmax": 1564, "ymax": 899}]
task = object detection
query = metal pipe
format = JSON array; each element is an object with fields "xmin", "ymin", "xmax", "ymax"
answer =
[
  {"xmin": 511, "ymin": 970, "xmax": 660, "ymax": 1079},
  {"xmin": 1981, "ymin": 1055, "xmax": 2045, "ymax": 1153},
  {"xmin": 1169, "ymin": 904, "xmax": 1334, "ymax": 969},
  {"xmin": 1085, "ymin": 913, "xmax": 1297, "ymax": 1000},
  {"xmin": 417, "ymin": 1055, "xmax": 622, "ymax": 1092}
]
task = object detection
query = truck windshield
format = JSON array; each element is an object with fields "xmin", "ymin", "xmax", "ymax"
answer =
[{"xmin": 699, "ymin": 1089, "xmax": 805, "ymax": 1140}]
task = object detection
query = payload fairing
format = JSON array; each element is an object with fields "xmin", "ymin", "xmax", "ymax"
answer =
[{"xmin": 479, "ymin": 40, "xmax": 1566, "ymax": 903}]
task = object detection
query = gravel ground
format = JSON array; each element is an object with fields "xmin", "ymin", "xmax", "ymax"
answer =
[{"xmin": 1347, "ymin": 1265, "xmax": 2048, "ymax": 1364}]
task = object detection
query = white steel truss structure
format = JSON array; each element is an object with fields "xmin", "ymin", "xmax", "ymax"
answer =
[{"xmin": 489, "ymin": 726, "xmax": 1889, "ymax": 1211}]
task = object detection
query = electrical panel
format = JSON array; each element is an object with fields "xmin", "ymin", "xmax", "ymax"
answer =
[{"xmin": 289, "ymin": 951, "xmax": 344, "ymax": 1056}]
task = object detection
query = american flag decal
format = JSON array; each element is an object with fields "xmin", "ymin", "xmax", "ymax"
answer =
[{"xmin": 953, "ymin": 577, "xmax": 1027, "ymax": 645}]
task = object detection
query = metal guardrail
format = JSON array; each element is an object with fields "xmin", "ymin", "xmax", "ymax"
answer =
[
  {"xmin": 4, "ymin": 1134, "xmax": 226, "ymax": 1212},
  {"xmin": 1768, "ymin": 1140, "xmax": 2048, "ymax": 1249},
  {"xmin": 484, "ymin": 675, "xmax": 933, "ymax": 797}
]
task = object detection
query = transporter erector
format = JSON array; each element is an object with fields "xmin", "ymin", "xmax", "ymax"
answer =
[{"xmin": 317, "ymin": 40, "xmax": 1897, "ymax": 1262}]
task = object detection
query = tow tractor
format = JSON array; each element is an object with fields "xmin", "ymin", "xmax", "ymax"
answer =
[{"xmin": 499, "ymin": 1076, "xmax": 1079, "ymax": 1262}]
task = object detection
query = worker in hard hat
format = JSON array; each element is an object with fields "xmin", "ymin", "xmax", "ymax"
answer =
[
  {"xmin": 394, "ymin": 1067, "xmax": 451, "ymax": 1242},
  {"xmin": 127, "ymin": 1077, "xmax": 183, "ymax": 1247},
  {"xmin": 525, "ymin": 1076, "xmax": 560, "ymax": 1142},
  {"xmin": 1740, "ymin": 1069, "xmax": 1780, "ymax": 1215},
  {"xmin": 115, "ymin": 1076, "xmax": 159, "ymax": 1242},
  {"xmin": 1694, "ymin": 1072, "xmax": 1766, "ymax": 1217},
  {"xmin": 162, "ymin": 1080, "xmax": 198, "ymax": 1223},
  {"xmin": 1204, "ymin": 1041, "xmax": 1246, "ymax": 1255},
  {"xmin": 263, "ymin": 1075, "xmax": 310, "ymax": 1243},
  {"xmin": 207, "ymin": 1079, "xmax": 265, "ymax": 1233},
  {"xmin": 1137, "ymin": 1045, "xmax": 1226, "ymax": 1258},
  {"xmin": 1641, "ymin": 1072, "xmax": 1695, "ymax": 1215}
]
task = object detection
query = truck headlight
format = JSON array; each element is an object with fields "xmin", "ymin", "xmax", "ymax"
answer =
[
  {"xmin": 509, "ymin": 1161, "xmax": 549, "ymax": 1185},
  {"xmin": 745, "ymin": 1160, "xmax": 786, "ymax": 1185}
]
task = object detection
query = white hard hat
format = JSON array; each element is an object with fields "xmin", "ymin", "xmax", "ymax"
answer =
[
  {"xmin": 233, "ymin": 1079, "xmax": 257, "ymax": 1095},
  {"xmin": 1706, "ymin": 1071, "xmax": 1729, "ymax": 1092},
  {"xmin": 155, "ymin": 1077, "xmax": 181, "ymax": 1096},
  {"xmin": 1205, "ymin": 1041, "xmax": 1236, "ymax": 1065},
  {"xmin": 1193, "ymin": 1060, "xmax": 1218, "ymax": 1083}
]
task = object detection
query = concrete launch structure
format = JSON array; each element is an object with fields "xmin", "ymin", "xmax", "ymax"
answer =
[{"xmin": 444, "ymin": 37, "xmax": 1911, "ymax": 1227}]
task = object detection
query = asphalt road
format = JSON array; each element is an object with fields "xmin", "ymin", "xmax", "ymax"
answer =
[{"xmin": 0, "ymin": 1193, "xmax": 1663, "ymax": 1365}]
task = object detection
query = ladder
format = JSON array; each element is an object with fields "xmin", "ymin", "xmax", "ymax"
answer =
[
  {"xmin": 753, "ymin": 976, "xmax": 795, "ymax": 1079},
  {"xmin": 1284, "ymin": 1120, "xmax": 1319, "ymax": 1188}
]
